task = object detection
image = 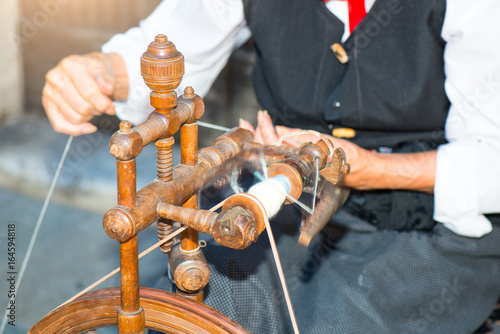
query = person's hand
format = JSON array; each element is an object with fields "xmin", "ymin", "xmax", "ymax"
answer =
[
  {"xmin": 42, "ymin": 52, "xmax": 128, "ymax": 136},
  {"xmin": 274, "ymin": 124, "xmax": 370, "ymax": 188},
  {"xmin": 239, "ymin": 111, "xmax": 436, "ymax": 192},
  {"xmin": 239, "ymin": 110, "xmax": 371, "ymax": 188},
  {"xmin": 276, "ymin": 122, "xmax": 437, "ymax": 192},
  {"xmin": 239, "ymin": 110, "xmax": 281, "ymax": 145}
]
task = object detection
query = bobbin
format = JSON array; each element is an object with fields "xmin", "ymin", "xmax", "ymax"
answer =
[{"xmin": 267, "ymin": 163, "xmax": 303, "ymax": 204}]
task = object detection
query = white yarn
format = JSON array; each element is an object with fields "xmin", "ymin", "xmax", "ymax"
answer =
[
  {"xmin": 229, "ymin": 168, "xmax": 243, "ymax": 194},
  {"xmin": 248, "ymin": 176, "xmax": 291, "ymax": 219}
]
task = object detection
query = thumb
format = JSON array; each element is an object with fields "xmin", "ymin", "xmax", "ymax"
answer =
[{"xmin": 239, "ymin": 118, "xmax": 255, "ymax": 134}]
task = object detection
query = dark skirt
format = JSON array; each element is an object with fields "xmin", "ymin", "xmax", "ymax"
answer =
[{"xmin": 156, "ymin": 204, "xmax": 500, "ymax": 334}]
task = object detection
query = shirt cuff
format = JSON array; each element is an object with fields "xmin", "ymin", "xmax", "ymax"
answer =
[{"xmin": 434, "ymin": 141, "xmax": 493, "ymax": 237}]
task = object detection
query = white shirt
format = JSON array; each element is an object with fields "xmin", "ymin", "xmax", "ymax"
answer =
[{"xmin": 102, "ymin": 0, "xmax": 500, "ymax": 237}]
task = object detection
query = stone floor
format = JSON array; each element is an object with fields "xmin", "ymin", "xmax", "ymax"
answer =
[{"xmin": 0, "ymin": 116, "xmax": 188, "ymax": 333}]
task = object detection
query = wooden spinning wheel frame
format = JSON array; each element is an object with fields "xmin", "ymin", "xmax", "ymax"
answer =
[{"xmin": 28, "ymin": 35, "xmax": 349, "ymax": 334}]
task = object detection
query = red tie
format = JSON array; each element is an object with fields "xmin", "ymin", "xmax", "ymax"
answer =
[
  {"xmin": 347, "ymin": 0, "xmax": 366, "ymax": 32},
  {"xmin": 323, "ymin": 0, "xmax": 367, "ymax": 33}
]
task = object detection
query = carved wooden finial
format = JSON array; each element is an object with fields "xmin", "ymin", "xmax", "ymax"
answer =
[{"xmin": 141, "ymin": 34, "xmax": 184, "ymax": 112}]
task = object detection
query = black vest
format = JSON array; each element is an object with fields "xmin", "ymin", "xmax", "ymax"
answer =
[
  {"xmin": 243, "ymin": 0, "xmax": 450, "ymax": 231},
  {"xmin": 243, "ymin": 0, "xmax": 449, "ymax": 150}
]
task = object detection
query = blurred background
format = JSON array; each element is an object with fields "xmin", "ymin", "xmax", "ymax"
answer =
[{"xmin": 0, "ymin": 0, "xmax": 259, "ymax": 332}]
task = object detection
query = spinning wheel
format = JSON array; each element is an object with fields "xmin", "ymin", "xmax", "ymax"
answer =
[
  {"xmin": 29, "ymin": 287, "xmax": 249, "ymax": 333},
  {"xmin": 29, "ymin": 35, "xmax": 349, "ymax": 334}
]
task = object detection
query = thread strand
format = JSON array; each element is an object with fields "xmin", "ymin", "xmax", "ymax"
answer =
[
  {"xmin": 0, "ymin": 135, "xmax": 73, "ymax": 333},
  {"xmin": 53, "ymin": 200, "xmax": 226, "ymax": 312}
]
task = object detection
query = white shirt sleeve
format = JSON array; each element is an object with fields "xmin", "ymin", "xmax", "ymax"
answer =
[
  {"xmin": 434, "ymin": 0, "xmax": 500, "ymax": 237},
  {"xmin": 101, "ymin": 0, "xmax": 251, "ymax": 125}
]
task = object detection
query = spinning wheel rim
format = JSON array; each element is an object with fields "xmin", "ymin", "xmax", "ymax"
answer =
[{"xmin": 29, "ymin": 287, "xmax": 251, "ymax": 334}]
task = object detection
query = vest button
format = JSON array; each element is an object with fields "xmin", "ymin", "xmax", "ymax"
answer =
[
  {"xmin": 328, "ymin": 124, "xmax": 334, "ymax": 130},
  {"xmin": 332, "ymin": 101, "xmax": 341, "ymax": 108},
  {"xmin": 332, "ymin": 128, "xmax": 356, "ymax": 139},
  {"xmin": 331, "ymin": 43, "xmax": 349, "ymax": 64}
]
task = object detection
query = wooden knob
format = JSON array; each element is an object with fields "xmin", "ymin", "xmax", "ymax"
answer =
[{"xmin": 141, "ymin": 34, "xmax": 185, "ymax": 111}]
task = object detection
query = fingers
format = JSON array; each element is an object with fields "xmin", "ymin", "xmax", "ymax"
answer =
[
  {"xmin": 43, "ymin": 95, "xmax": 97, "ymax": 136},
  {"xmin": 61, "ymin": 56, "xmax": 114, "ymax": 114},
  {"xmin": 255, "ymin": 111, "xmax": 280, "ymax": 145},
  {"xmin": 241, "ymin": 111, "xmax": 321, "ymax": 146},
  {"xmin": 239, "ymin": 118, "xmax": 255, "ymax": 133},
  {"xmin": 242, "ymin": 116, "xmax": 265, "ymax": 144},
  {"xmin": 43, "ymin": 84, "xmax": 91, "ymax": 125},
  {"xmin": 42, "ymin": 53, "xmax": 116, "ymax": 135},
  {"xmin": 45, "ymin": 67, "xmax": 99, "ymax": 118}
]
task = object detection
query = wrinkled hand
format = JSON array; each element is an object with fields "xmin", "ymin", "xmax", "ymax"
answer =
[
  {"xmin": 239, "ymin": 111, "xmax": 437, "ymax": 192},
  {"xmin": 42, "ymin": 52, "xmax": 127, "ymax": 136},
  {"xmin": 275, "ymin": 124, "xmax": 372, "ymax": 188},
  {"xmin": 239, "ymin": 110, "xmax": 371, "ymax": 189}
]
